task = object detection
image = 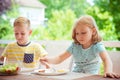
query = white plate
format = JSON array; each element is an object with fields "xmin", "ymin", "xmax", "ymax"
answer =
[{"xmin": 32, "ymin": 69, "xmax": 69, "ymax": 76}]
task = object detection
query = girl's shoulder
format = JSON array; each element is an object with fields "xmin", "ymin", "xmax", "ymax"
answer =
[
  {"xmin": 93, "ymin": 42, "xmax": 106, "ymax": 52},
  {"xmin": 93, "ymin": 42, "xmax": 104, "ymax": 47},
  {"xmin": 71, "ymin": 41, "xmax": 81, "ymax": 45},
  {"xmin": 71, "ymin": 42, "xmax": 82, "ymax": 47}
]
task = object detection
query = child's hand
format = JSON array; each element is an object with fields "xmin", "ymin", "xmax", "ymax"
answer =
[
  {"xmin": 40, "ymin": 57, "xmax": 48, "ymax": 62},
  {"xmin": 104, "ymin": 72, "xmax": 120, "ymax": 78},
  {"xmin": 40, "ymin": 57, "xmax": 50, "ymax": 68}
]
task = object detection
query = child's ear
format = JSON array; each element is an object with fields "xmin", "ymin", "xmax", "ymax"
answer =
[
  {"xmin": 29, "ymin": 30, "xmax": 32, "ymax": 35},
  {"xmin": 92, "ymin": 28, "xmax": 96, "ymax": 35}
]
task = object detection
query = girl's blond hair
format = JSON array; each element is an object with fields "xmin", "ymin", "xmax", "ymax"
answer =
[
  {"xmin": 72, "ymin": 15, "xmax": 102, "ymax": 44},
  {"xmin": 13, "ymin": 17, "xmax": 30, "ymax": 29}
]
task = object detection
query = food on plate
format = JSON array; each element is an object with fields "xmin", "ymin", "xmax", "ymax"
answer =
[
  {"xmin": 37, "ymin": 69, "xmax": 67, "ymax": 73},
  {"xmin": 0, "ymin": 64, "xmax": 20, "ymax": 75},
  {"xmin": 33, "ymin": 68, "xmax": 69, "ymax": 75},
  {"xmin": 37, "ymin": 69, "xmax": 53, "ymax": 73},
  {"xmin": 57, "ymin": 69, "xmax": 65, "ymax": 72},
  {"xmin": 38, "ymin": 69, "xmax": 45, "ymax": 72}
]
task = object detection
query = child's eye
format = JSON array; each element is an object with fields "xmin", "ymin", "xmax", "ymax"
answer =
[
  {"xmin": 76, "ymin": 33, "xmax": 79, "ymax": 35},
  {"xmin": 81, "ymin": 32, "xmax": 86, "ymax": 34},
  {"xmin": 15, "ymin": 33, "xmax": 18, "ymax": 35},
  {"xmin": 21, "ymin": 33, "xmax": 25, "ymax": 35}
]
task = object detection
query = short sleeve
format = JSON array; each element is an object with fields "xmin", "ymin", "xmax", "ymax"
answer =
[
  {"xmin": 39, "ymin": 45, "xmax": 48, "ymax": 57},
  {"xmin": 95, "ymin": 42, "xmax": 106, "ymax": 54},
  {"xmin": 34, "ymin": 43, "xmax": 48, "ymax": 58},
  {"xmin": 66, "ymin": 42, "xmax": 74, "ymax": 54}
]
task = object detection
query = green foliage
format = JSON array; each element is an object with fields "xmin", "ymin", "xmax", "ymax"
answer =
[
  {"xmin": 31, "ymin": 9, "xmax": 76, "ymax": 40},
  {"xmin": 39, "ymin": 0, "xmax": 88, "ymax": 18},
  {"xmin": 31, "ymin": 26, "xmax": 47, "ymax": 40},
  {"xmin": 0, "ymin": 1, "xmax": 19, "ymax": 39},
  {"xmin": 46, "ymin": 10, "xmax": 76, "ymax": 40},
  {"xmin": 86, "ymin": 6, "xmax": 117, "ymax": 41},
  {"xmin": 1, "ymin": 0, "xmax": 119, "ymax": 41},
  {"xmin": 0, "ymin": 18, "xmax": 11, "ymax": 39},
  {"xmin": 39, "ymin": 0, "xmax": 118, "ymax": 41},
  {"xmin": 92, "ymin": 0, "xmax": 120, "ymax": 40}
]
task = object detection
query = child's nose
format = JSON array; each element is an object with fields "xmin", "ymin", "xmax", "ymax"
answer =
[{"xmin": 17, "ymin": 34, "xmax": 22, "ymax": 39}]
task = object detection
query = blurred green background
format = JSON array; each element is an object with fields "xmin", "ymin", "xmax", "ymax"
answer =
[{"xmin": 0, "ymin": 0, "xmax": 120, "ymax": 41}]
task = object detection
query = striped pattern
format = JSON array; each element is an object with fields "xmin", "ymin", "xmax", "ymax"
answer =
[{"xmin": 2, "ymin": 42, "xmax": 48, "ymax": 68}]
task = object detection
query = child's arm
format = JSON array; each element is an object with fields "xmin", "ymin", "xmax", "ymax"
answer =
[
  {"xmin": 100, "ymin": 51, "xmax": 120, "ymax": 78},
  {"xmin": 40, "ymin": 51, "xmax": 71, "ymax": 64}
]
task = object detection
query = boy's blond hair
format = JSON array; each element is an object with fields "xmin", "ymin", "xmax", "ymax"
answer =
[
  {"xmin": 72, "ymin": 15, "xmax": 102, "ymax": 44},
  {"xmin": 13, "ymin": 17, "xmax": 30, "ymax": 29}
]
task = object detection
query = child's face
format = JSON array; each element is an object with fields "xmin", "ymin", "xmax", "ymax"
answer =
[
  {"xmin": 14, "ymin": 25, "xmax": 32, "ymax": 45},
  {"xmin": 75, "ymin": 24, "xmax": 94, "ymax": 46}
]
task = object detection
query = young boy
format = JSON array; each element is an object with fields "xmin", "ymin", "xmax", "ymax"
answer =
[{"xmin": 0, "ymin": 17, "xmax": 48, "ymax": 70}]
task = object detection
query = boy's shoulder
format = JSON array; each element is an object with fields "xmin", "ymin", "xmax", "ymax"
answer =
[
  {"xmin": 30, "ymin": 42, "xmax": 45, "ymax": 49},
  {"xmin": 30, "ymin": 41, "xmax": 42, "ymax": 46},
  {"xmin": 7, "ymin": 42, "xmax": 17, "ymax": 46},
  {"xmin": 31, "ymin": 41, "xmax": 40, "ymax": 45}
]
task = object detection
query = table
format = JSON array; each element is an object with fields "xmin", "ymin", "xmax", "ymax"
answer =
[
  {"xmin": 0, "ymin": 72, "xmax": 119, "ymax": 80},
  {"xmin": 75, "ymin": 75, "xmax": 120, "ymax": 80}
]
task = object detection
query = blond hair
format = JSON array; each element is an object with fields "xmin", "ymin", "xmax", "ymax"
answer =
[
  {"xmin": 72, "ymin": 15, "xmax": 102, "ymax": 44},
  {"xmin": 13, "ymin": 17, "xmax": 30, "ymax": 29}
]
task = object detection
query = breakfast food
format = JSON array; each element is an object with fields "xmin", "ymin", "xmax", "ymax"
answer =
[
  {"xmin": 57, "ymin": 69, "xmax": 65, "ymax": 72},
  {"xmin": 38, "ymin": 69, "xmax": 45, "ymax": 72},
  {"xmin": 0, "ymin": 64, "xmax": 20, "ymax": 75},
  {"xmin": 38, "ymin": 69, "xmax": 52, "ymax": 73},
  {"xmin": 37, "ymin": 69, "xmax": 66, "ymax": 73},
  {"xmin": 33, "ymin": 68, "xmax": 68, "ymax": 75}
]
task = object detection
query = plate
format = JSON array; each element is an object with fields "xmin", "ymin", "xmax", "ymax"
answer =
[{"xmin": 32, "ymin": 69, "xmax": 69, "ymax": 76}]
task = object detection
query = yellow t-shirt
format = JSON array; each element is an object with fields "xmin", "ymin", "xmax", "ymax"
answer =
[{"xmin": 2, "ymin": 42, "xmax": 48, "ymax": 69}]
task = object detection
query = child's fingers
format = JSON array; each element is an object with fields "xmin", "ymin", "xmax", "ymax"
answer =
[
  {"xmin": 42, "ymin": 61, "xmax": 51, "ymax": 69},
  {"xmin": 104, "ymin": 73, "xmax": 114, "ymax": 78},
  {"xmin": 104, "ymin": 73, "xmax": 120, "ymax": 78},
  {"xmin": 40, "ymin": 57, "xmax": 47, "ymax": 62},
  {"xmin": 103, "ymin": 74, "xmax": 107, "ymax": 77},
  {"xmin": 40, "ymin": 61, "xmax": 50, "ymax": 69},
  {"xmin": 113, "ymin": 74, "xmax": 120, "ymax": 79},
  {"xmin": 107, "ymin": 74, "xmax": 115, "ymax": 78}
]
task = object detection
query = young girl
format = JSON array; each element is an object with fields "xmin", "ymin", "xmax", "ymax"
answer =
[{"xmin": 40, "ymin": 15, "xmax": 119, "ymax": 78}]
